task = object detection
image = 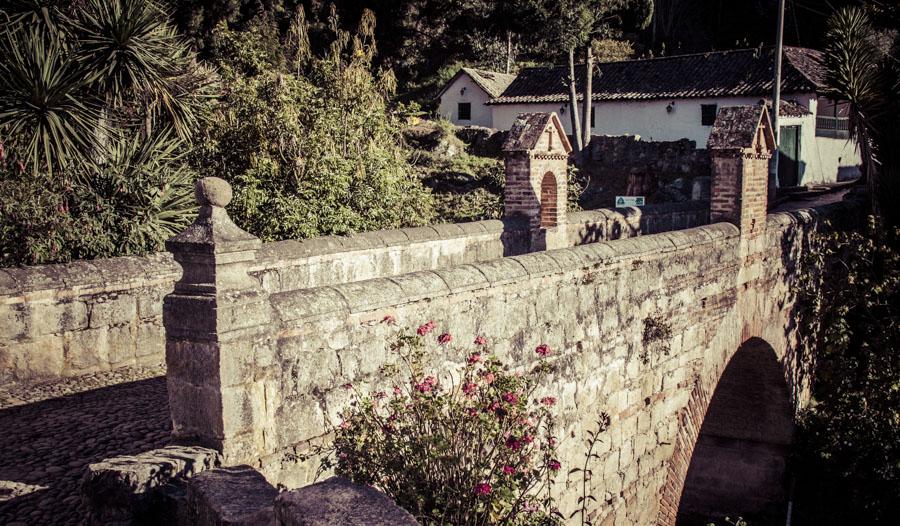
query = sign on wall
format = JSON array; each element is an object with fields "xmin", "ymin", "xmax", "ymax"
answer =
[{"xmin": 615, "ymin": 196, "xmax": 645, "ymax": 207}]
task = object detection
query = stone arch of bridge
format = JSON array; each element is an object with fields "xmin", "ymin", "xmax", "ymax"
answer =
[{"xmin": 657, "ymin": 337, "xmax": 794, "ymax": 526}]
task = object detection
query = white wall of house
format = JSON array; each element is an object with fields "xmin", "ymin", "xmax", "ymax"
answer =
[
  {"xmin": 489, "ymin": 93, "xmax": 860, "ymax": 186},
  {"xmin": 437, "ymin": 75, "xmax": 493, "ymax": 128}
]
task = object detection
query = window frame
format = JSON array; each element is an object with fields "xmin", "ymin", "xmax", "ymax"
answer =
[
  {"xmin": 457, "ymin": 102, "xmax": 472, "ymax": 121},
  {"xmin": 701, "ymin": 104, "xmax": 718, "ymax": 126}
]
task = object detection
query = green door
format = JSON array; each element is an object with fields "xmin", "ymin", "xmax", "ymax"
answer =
[{"xmin": 778, "ymin": 125, "xmax": 801, "ymax": 187}]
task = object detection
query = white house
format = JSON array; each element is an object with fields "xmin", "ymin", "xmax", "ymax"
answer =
[
  {"xmin": 436, "ymin": 67, "xmax": 516, "ymax": 128},
  {"xmin": 438, "ymin": 47, "xmax": 860, "ymax": 187}
]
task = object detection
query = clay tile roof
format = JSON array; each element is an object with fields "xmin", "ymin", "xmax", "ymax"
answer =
[
  {"xmin": 707, "ymin": 105, "xmax": 773, "ymax": 150},
  {"xmin": 463, "ymin": 68, "xmax": 518, "ymax": 98},
  {"xmin": 489, "ymin": 46, "xmax": 825, "ymax": 105}
]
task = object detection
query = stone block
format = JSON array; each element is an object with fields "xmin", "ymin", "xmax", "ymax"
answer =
[
  {"xmin": 81, "ymin": 446, "xmax": 220, "ymax": 526},
  {"xmin": 90, "ymin": 294, "xmax": 138, "ymax": 328},
  {"xmin": 185, "ymin": 465, "xmax": 277, "ymax": 526},
  {"xmin": 276, "ymin": 476, "xmax": 418, "ymax": 526}
]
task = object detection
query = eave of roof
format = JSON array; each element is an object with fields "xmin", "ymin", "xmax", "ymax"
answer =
[{"xmin": 488, "ymin": 46, "xmax": 824, "ymax": 105}]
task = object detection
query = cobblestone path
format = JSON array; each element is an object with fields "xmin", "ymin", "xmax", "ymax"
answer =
[{"xmin": 0, "ymin": 368, "xmax": 170, "ymax": 525}]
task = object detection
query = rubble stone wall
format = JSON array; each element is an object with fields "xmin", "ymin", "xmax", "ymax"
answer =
[{"xmin": 0, "ymin": 204, "xmax": 708, "ymax": 384}]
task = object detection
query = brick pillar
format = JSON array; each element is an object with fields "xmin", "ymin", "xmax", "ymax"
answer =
[
  {"xmin": 709, "ymin": 150, "xmax": 771, "ymax": 239},
  {"xmin": 502, "ymin": 113, "xmax": 571, "ymax": 252},
  {"xmin": 707, "ymin": 105, "xmax": 774, "ymax": 240},
  {"xmin": 164, "ymin": 177, "xmax": 271, "ymax": 464}
]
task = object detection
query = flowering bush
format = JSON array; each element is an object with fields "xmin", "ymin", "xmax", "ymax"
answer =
[{"xmin": 323, "ymin": 322, "xmax": 564, "ymax": 525}]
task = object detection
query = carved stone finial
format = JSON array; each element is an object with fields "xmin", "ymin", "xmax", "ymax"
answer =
[{"xmin": 195, "ymin": 177, "xmax": 233, "ymax": 208}]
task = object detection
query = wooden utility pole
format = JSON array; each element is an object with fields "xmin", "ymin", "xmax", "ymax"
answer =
[{"xmin": 771, "ymin": 0, "xmax": 786, "ymax": 195}]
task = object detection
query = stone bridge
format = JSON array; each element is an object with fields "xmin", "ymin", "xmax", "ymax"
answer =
[{"xmin": 2, "ymin": 108, "xmax": 858, "ymax": 525}]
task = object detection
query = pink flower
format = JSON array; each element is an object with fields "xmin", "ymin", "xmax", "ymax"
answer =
[
  {"xmin": 502, "ymin": 392, "xmax": 518, "ymax": 404},
  {"xmin": 540, "ymin": 396, "xmax": 557, "ymax": 407},
  {"xmin": 483, "ymin": 372, "xmax": 495, "ymax": 384},
  {"xmin": 549, "ymin": 437, "xmax": 558, "ymax": 447},
  {"xmin": 415, "ymin": 376, "xmax": 437, "ymax": 393},
  {"xmin": 467, "ymin": 353, "xmax": 482, "ymax": 365},
  {"xmin": 548, "ymin": 459, "xmax": 561, "ymax": 471},
  {"xmin": 374, "ymin": 391, "xmax": 387, "ymax": 400},
  {"xmin": 522, "ymin": 434, "xmax": 534, "ymax": 444},
  {"xmin": 473, "ymin": 482, "xmax": 492, "ymax": 495},
  {"xmin": 381, "ymin": 315, "xmax": 396, "ymax": 325},
  {"xmin": 535, "ymin": 344, "xmax": 551, "ymax": 357},
  {"xmin": 340, "ymin": 420, "xmax": 351, "ymax": 429},
  {"xmin": 502, "ymin": 465, "xmax": 516, "ymax": 475},
  {"xmin": 462, "ymin": 382, "xmax": 478, "ymax": 396},
  {"xmin": 417, "ymin": 321, "xmax": 436, "ymax": 336},
  {"xmin": 505, "ymin": 436, "xmax": 522, "ymax": 450},
  {"xmin": 437, "ymin": 332, "xmax": 452, "ymax": 345},
  {"xmin": 474, "ymin": 336, "xmax": 487, "ymax": 346},
  {"xmin": 341, "ymin": 382, "xmax": 353, "ymax": 390},
  {"xmin": 393, "ymin": 386, "xmax": 402, "ymax": 395},
  {"xmin": 488, "ymin": 401, "xmax": 502, "ymax": 413}
]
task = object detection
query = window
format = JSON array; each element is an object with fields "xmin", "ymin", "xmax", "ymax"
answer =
[
  {"xmin": 457, "ymin": 102, "xmax": 471, "ymax": 121},
  {"xmin": 701, "ymin": 104, "xmax": 718, "ymax": 126}
]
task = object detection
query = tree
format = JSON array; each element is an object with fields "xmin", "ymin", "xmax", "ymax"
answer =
[
  {"xmin": 822, "ymin": 5, "xmax": 900, "ymax": 227},
  {"xmin": 540, "ymin": 0, "xmax": 652, "ymax": 161},
  {"xmin": 193, "ymin": 7, "xmax": 434, "ymax": 241}
]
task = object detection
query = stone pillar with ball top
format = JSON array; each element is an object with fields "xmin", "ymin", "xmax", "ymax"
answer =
[
  {"xmin": 502, "ymin": 112, "xmax": 573, "ymax": 252},
  {"xmin": 164, "ymin": 177, "xmax": 272, "ymax": 465}
]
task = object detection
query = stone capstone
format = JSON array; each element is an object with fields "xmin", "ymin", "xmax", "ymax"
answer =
[
  {"xmin": 184, "ymin": 465, "xmax": 277, "ymax": 526},
  {"xmin": 275, "ymin": 476, "xmax": 419, "ymax": 526},
  {"xmin": 195, "ymin": 177, "xmax": 233, "ymax": 208},
  {"xmin": 81, "ymin": 446, "xmax": 220, "ymax": 526}
]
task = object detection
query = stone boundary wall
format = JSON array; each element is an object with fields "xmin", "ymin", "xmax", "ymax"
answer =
[{"xmin": 0, "ymin": 203, "xmax": 707, "ymax": 385}]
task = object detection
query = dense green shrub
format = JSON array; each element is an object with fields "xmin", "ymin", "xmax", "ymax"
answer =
[
  {"xmin": 193, "ymin": 9, "xmax": 434, "ymax": 241},
  {"xmin": 792, "ymin": 218, "xmax": 900, "ymax": 523}
]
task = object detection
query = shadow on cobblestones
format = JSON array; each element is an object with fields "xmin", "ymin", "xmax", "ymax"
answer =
[{"xmin": 0, "ymin": 377, "xmax": 170, "ymax": 525}]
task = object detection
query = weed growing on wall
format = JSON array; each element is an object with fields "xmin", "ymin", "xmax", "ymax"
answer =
[
  {"xmin": 640, "ymin": 314, "xmax": 673, "ymax": 365},
  {"xmin": 320, "ymin": 322, "xmax": 565, "ymax": 525}
]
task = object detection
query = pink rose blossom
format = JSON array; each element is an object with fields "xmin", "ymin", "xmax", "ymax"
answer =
[
  {"xmin": 437, "ymin": 333, "xmax": 452, "ymax": 345},
  {"xmin": 474, "ymin": 336, "xmax": 487, "ymax": 346},
  {"xmin": 483, "ymin": 372, "xmax": 495, "ymax": 384},
  {"xmin": 522, "ymin": 434, "xmax": 534, "ymax": 444},
  {"xmin": 502, "ymin": 392, "xmax": 518, "ymax": 404},
  {"xmin": 381, "ymin": 315, "xmax": 396, "ymax": 325},
  {"xmin": 467, "ymin": 353, "xmax": 482, "ymax": 365},
  {"xmin": 341, "ymin": 382, "xmax": 353, "ymax": 390},
  {"xmin": 535, "ymin": 344, "xmax": 551, "ymax": 357},
  {"xmin": 339, "ymin": 420, "xmax": 351, "ymax": 429},
  {"xmin": 473, "ymin": 482, "xmax": 492, "ymax": 495},
  {"xmin": 393, "ymin": 386, "xmax": 402, "ymax": 395},
  {"xmin": 462, "ymin": 382, "xmax": 478, "ymax": 396},
  {"xmin": 540, "ymin": 396, "xmax": 557, "ymax": 406},
  {"xmin": 548, "ymin": 459, "xmax": 561, "ymax": 471},
  {"xmin": 502, "ymin": 465, "xmax": 516, "ymax": 475}
]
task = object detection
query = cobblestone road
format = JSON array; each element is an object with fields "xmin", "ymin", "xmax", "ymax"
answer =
[{"xmin": 0, "ymin": 367, "xmax": 170, "ymax": 525}]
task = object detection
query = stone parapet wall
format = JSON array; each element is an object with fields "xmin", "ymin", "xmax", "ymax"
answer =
[
  {"xmin": 0, "ymin": 203, "xmax": 707, "ymax": 385},
  {"xmin": 223, "ymin": 222, "xmax": 741, "ymax": 525}
]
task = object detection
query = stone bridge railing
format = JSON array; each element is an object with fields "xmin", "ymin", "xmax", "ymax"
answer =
[{"xmin": 1, "ymin": 202, "xmax": 706, "ymax": 385}]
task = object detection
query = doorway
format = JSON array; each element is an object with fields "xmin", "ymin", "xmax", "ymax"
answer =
[{"xmin": 778, "ymin": 125, "xmax": 801, "ymax": 187}]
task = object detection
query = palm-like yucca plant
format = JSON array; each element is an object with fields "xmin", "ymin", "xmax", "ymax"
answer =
[
  {"xmin": 73, "ymin": 0, "xmax": 216, "ymax": 139},
  {"xmin": 823, "ymin": 6, "xmax": 900, "ymax": 224},
  {"xmin": 88, "ymin": 128, "xmax": 196, "ymax": 252},
  {"xmin": 0, "ymin": 24, "xmax": 101, "ymax": 175}
]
